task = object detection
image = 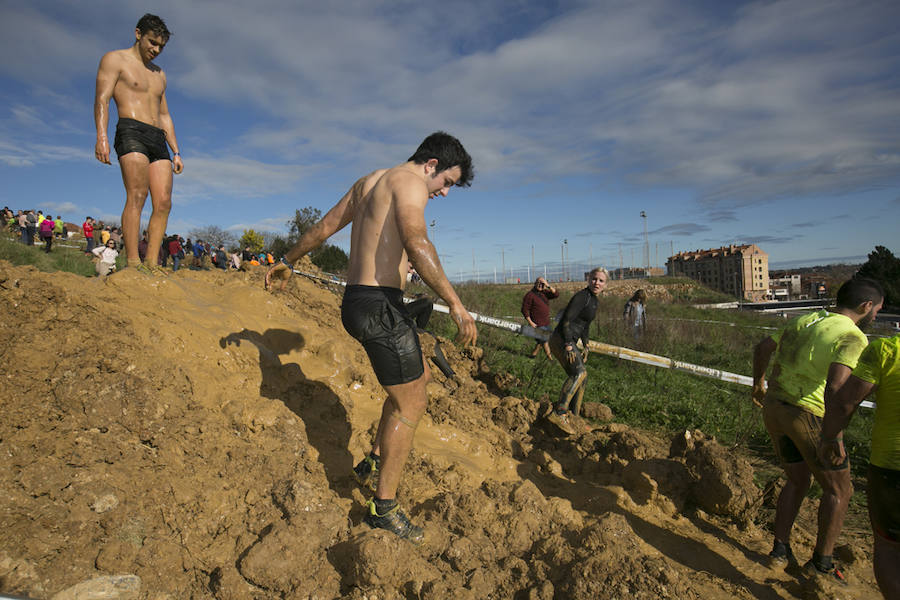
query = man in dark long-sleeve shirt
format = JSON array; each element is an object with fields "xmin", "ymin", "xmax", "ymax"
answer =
[{"xmin": 546, "ymin": 268, "xmax": 608, "ymax": 434}]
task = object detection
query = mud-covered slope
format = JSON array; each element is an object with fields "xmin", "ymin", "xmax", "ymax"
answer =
[{"xmin": 0, "ymin": 261, "xmax": 879, "ymax": 599}]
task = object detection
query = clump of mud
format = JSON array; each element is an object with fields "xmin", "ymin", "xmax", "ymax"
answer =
[{"xmin": 0, "ymin": 261, "xmax": 879, "ymax": 599}]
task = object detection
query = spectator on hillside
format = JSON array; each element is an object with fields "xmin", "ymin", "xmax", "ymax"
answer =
[
  {"xmin": 18, "ymin": 211, "xmax": 27, "ymax": 244},
  {"xmin": 521, "ymin": 277, "xmax": 559, "ymax": 360},
  {"xmin": 109, "ymin": 227, "xmax": 121, "ymax": 248},
  {"xmin": 167, "ymin": 234, "xmax": 183, "ymax": 272},
  {"xmin": 752, "ymin": 277, "xmax": 884, "ymax": 581},
  {"xmin": 158, "ymin": 235, "xmax": 169, "ymax": 267},
  {"xmin": 241, "ymin": 246, "xmax": 254, "ymax": 262},
  {"xmin": 25, "ymin": 210, "xmax": 37, "ymax": 245},
  {"xmin": 92, "ymin": 239, "xmax": 119, "ymax": 277},
  {"xmin": 39, "ymin": 215, "xmax": 55, "ymax": 253},
  {"xmin": 53, "ymin": 216, "xmax": 65, "ymax": 239},
  {"xmin": 184, "ymin": 238, "xmax": 193, "ymax": 255},
  {"xmin": 191, "ymin": 238, "xmax": 205, "ymax": 268},
  {"xmin": 623, "ymin": 289, "xmax": 648, "ymax": 341},
  {"xmin": 230, "ymin": 251, "xmax": 241, "ymax": 270},
  {"xmin": 215, "ymin": 245, "xmax": 228, "ymax": 270},
  {"xmin": 138, "ymin": 230, "xmax": 148, "ymax": 263},
  {"xmin": 82, "ymin": 217, "xmax": 95, "ymax": 254}
]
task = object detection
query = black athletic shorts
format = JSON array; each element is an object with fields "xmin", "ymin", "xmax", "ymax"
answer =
[
  {"xmin": 114, "ymin": 118, "xmax": 171, "ymax": 163},
  {"xmin": 868, "ymin": 464, "xmax": 900, "ymax": 542},
  {"xmin": 341, "ymin": 285, "xmax": 424, "ymax": 386}
]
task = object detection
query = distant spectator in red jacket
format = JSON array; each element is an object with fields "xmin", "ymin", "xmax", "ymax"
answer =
[
  {"xmin": 167, "ymin": 235, "xmax": 183, "ymax": 272},
  {"xmin": 82, "ymin": 217, "xmax": 95, "ymax": 254},
  {"xmin": 521, "ymin": 277, "xmax": 559, "ymax": 359}
]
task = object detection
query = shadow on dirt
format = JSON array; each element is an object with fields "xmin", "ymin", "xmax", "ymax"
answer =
[{"xmin": 220, "ymin": 328, "xmax": 356, "ymax": 501}]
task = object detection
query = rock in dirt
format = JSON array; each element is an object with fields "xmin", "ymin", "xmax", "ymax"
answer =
[
  {"xmin": 684, "ymin": 437, "xmax": 761, "ymax": 521},
  {"xmin": 51, "ymin": 574, "xmax": 141, "ymax": 600},
  {"xmin": 581, "ymin": 401, "xmax": 614, "ymax": 421}
]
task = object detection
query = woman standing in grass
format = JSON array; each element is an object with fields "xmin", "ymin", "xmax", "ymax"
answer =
[{"xmin": 545, "ymin": 267, "xmax": 608, "ymax": 435}]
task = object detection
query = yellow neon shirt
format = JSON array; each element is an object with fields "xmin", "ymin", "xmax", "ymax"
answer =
[
  {"xmin": 852, "ymin": 335, "xmax": 900, "ymax": 470},
  {"xmin": 768, "ymin": 310, "xmax": 868, "ymax": 417}
]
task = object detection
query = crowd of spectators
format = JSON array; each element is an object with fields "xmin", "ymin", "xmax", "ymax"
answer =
[{"xmin": 4, "ymin": 206, "xmax": 282, "ymax": 277}]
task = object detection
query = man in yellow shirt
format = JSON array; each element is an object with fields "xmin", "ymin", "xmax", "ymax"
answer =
[
  {"xmin": 819, "ymin": 332, "xmax": 900, "ymax": 599},
  {"xmin": 753, "ymin": 277, "xmax": 884, "ymax": 581}
]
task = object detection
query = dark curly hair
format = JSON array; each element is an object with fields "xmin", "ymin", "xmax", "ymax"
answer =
[{"xmin": 408, "ymin": 131, "xmax": 474, "ymax": 187}]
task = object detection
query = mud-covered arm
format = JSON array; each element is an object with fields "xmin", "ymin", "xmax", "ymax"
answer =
[
  {"xmin": 395, "ymin": 184, "xmax": 476, "ymax": 346},
  {"xmin": 282, "ymin": 176, "xmax": 366, "ymax": 264},
  {"xmin": 751, "ymin": 336, "xmax": 777, "ymax": 407},
  {"xmin": 819, "ymin": 372, "xmax": 875, "ymax": 467},
  {"xmin": 93, "ymin": 53, "xmax": 118, "ymax": 165}
]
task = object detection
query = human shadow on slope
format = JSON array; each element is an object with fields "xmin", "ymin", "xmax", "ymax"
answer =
[
  {"xmin": 515, "ymin": 430, "xmax": 784, "ymax": 600},
  {"xmin": 220, "ymin": 328, "xmax": 356, "ymax": 500}
]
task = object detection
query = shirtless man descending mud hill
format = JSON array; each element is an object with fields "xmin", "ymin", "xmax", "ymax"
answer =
[
  {"xmin": 94, "ymin": 14, "xmax": 183, "ymax": 276},
  {"xmin": 266, "ymin": 132, "xmax": 478, "ymax": 543}
]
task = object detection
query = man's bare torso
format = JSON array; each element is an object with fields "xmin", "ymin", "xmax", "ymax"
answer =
[
  {"xmin": 346, "ymin": 166, "xmax": 427, "ymax": 290},
  {"xmin": 106, "ymin": 48, "xmax": 166, "ymax": 127}
]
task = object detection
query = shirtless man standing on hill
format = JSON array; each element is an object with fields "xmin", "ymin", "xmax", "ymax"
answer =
[
  {"xmin": 94, "ymin": 14, "xmax": 183, "ymax": 275},
  {"xmin": 266, "ymin": 132, "xmax": 478, "ymax": 543}
]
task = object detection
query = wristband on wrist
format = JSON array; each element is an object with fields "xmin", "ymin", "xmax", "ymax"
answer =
[{"xmin": 173, "ymin": 152, "xmax": 181, "ymax": 157}]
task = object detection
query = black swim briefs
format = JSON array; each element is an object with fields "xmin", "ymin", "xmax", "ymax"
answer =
[
  {"xmin": 868, "ymin": 464, "xmax": 900, "ymax": 542},
  {"xmin": 114, "ymin": 118, "xmax": 171, "ymax": 163},
  {"xmin": 341, "ymin": 285, "xmax": 424, "ymax": 386}
]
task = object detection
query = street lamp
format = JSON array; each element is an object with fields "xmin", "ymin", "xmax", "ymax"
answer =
[{"xmin": 640, "ymin": 211, "xmax": 649, "ymax": 276}]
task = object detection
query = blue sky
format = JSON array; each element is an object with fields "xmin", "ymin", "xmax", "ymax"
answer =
[{"xmin": 1, "ymin": 0, "xmax": 898, "ymax": 281}]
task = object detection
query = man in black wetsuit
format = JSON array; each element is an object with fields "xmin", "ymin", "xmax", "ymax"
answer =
[{"xmin": 546, "ymin": 267, "xmax": 608, "ymax": 435}]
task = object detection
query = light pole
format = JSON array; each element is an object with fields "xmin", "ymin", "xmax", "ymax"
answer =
[
  {"xmin": 563, "ymin": 239, "xmax": 568, "ymax": 281},
  {"xmin": 640, "ymin": 211, "xmax": 649, "ymax": 276}
]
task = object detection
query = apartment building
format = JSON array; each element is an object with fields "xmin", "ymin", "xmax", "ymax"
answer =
[{"xmin": 667, "ymin": 244, "xmax": 769, "ymax": 301}]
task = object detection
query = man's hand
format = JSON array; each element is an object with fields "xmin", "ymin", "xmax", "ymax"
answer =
[
  {"xmin": 172, "ymin": 155, "xmax": 184, "ymax": 175},
  {"xmin": 95, "ymin": 138, "xmax": 111, "ymax": 165},
  {"xmin": 451, "ymin": 304, "xmax": 477, "ymax": 347},
  {"xmin": 265, "ymin": 262, "xmax": 292, "ymax": 291},
  {"xmin": 565, "ymin": 344, "xmax": 578, "ymax": 364},
  {"xmin": 817, "ymin": 437, "xmax": 846, "ymax": 468},
  {"xmin": 751, "ymin": 380, "xmax": 767, "ymax": 408}
]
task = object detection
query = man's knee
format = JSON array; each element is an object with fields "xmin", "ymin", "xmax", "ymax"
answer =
[{"xmin": 818, "ymin": 469, "xmax": 853, "ymax": 500}]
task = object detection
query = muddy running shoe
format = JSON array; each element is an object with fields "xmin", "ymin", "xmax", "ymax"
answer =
[
  {"xmin": 767, "ymin": 540, "xmax": 797, "ymax": 569},
  {"xmin": 546, "ymin": 410, "xmax": 576, "ymax": 435},
  {"xmin": 364, "ymin": 499, "xmax": 424, "ymax": 545},
  {"xmin": 802, "ymin": 559, "xmax": 847, "ymax": 586},
  {"xmin": 148, "ymin": 264, "xmax": 169, "ymax": 277},
  {"xmin": 134, "ymin": 263, "xmax": 155, "ymax": 277},
  {"xmin": 353, "ymin": 454, "xmax": 380, "ymax": 492}
]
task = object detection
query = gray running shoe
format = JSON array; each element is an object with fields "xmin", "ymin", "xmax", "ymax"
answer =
[{"xmin": 364, "ymin": 500, "xmax": 424, "ymax": 545}]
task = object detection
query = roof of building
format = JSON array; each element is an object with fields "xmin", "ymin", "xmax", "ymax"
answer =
[{"xmin": 669, "ymin": 243, "xmax": 767, "ymax": 262}]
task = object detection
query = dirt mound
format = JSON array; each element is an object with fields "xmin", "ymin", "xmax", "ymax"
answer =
[{"xmin": 0, "ymin": 261, "xmax": 880, "ymax": 599}]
